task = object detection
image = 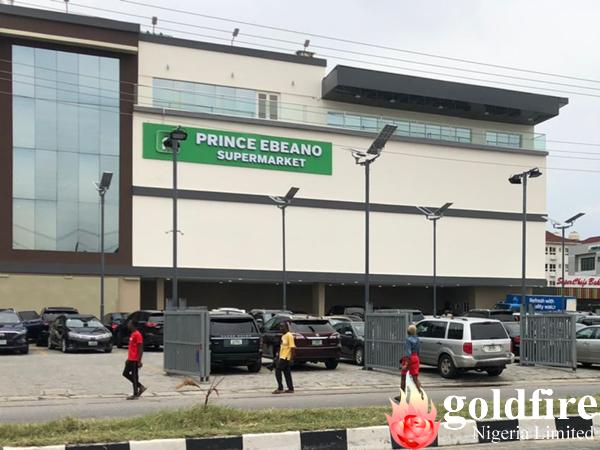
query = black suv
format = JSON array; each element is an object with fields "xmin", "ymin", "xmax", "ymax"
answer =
[
  {"xmin": 37, "ymin": 307, "xmax": 79, "ymax": 345},
  {"xmin": 116, "ymin": 310, "xmax": 164, "ymax": 349},
  {"xmin": 18, "ymin": 310, "xmax": 44, "ymax": 342},
  {"xmin": 0, "ymin": 310, "xmax": 28, "ymax": 354},
  {"xmin": 210, "ymin": 312, "xmax": 262, "ymax": 373}
]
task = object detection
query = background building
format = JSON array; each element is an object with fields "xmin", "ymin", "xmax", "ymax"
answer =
[{"xmin": 0, "ymin": 4, "xmax": 568, "ymax": 316}]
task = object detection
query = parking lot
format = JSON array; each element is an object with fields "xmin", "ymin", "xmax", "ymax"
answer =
[{"xmin": 3, "ymin": 345, "xmax": 600, "ymax": 402}]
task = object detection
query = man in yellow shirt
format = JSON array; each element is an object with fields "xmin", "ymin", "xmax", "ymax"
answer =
[{"xmin": 273, "ymin": 321, "xmax": 295, "ymax": 394}]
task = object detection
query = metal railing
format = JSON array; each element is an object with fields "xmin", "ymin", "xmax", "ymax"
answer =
[
  {"xmin": 521, "ymin": 313, "xmax": 577, "ymax": 370},
  {"xmin": 364, "ymin": 311, "xmax": 411, "ymax": 371},
  {"xmin": 163, "ymin": 309, "xmax": 211, "ymax": 381}
]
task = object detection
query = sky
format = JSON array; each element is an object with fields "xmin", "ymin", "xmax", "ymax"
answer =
[{"xmin": 17, "ymin": 0, "xmax": 600, "ymax": 237}]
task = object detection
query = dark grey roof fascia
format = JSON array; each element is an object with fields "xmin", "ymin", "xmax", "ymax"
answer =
[
  {"xmin": 0, "ymin": 261, "xmax": 547, "ymax": 287},
  {"xmin": 134, "ymin": 105, "xmax": 549, "ymax": 157},
  {"xmin": 0, "ymin": 4, "xmax": 140, "ymax": 33},
  {"xmin": 139, "ymin": 33, "xmax": 327, "ymax": 67},
  {"xmin": 322, "ymin": 65, "xmax": 568, "ymax": 124},
  {"xmin": 132, "ymin": 186, "xmax": 547, "ymax": 223}
]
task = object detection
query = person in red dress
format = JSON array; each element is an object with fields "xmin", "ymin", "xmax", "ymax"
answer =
[
  {"xmin": 400, "ymin": 324, "xmax": 423, "ymax": 396},
  {"xmin": 122, "ymin": 320, "xmax": 147, "ymax": 400}
]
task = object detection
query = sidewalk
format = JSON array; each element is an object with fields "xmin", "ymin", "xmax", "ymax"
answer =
[{"xmin": 1, "ymin": 346, "xmax": 598, "ymax": 402}]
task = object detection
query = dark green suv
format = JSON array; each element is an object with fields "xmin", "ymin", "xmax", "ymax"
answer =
[{"xmin": 210, "ymin": 312, "xmax": 262, "ymax": 373}]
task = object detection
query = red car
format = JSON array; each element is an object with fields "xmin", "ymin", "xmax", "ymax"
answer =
[{"xmin": 261, "ymin": 314, "xmax": 341, "ymax": 369}]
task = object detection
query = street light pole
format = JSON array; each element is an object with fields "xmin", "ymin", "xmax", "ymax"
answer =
[
  {"xmin": 509, "ymin": 167, "xmax": 542, "ymax": 366},
  {"xmin": 95, "ymin": 171, "xmax": 113, "ymax": 320},
  {"xmin": 417, "ymin": 202, "xmax": 452, "ymax": 316},
  {"xmin": 163, "ymin": 127, "xmax": 188, "ymax": 309},
  {"xmin": 352, "ymin": 125, "xmax": 397, "ymax": 316},
  {"xmin": 269, "ymin": 187, "xmax": 300, "ymax": 310},
  {"xmin": 551, "ymin": 213, "xmax": 585, "ymax": 296}
]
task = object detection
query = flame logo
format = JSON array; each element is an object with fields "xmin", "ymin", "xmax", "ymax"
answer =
[{"xmin": 386, "ymin": 385, "xmax": 441, "ymax": 449}]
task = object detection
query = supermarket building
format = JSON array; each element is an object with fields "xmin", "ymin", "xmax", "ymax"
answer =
[{"xmin": 0, "ymin": 5, "xmax": 567, "ymax": 315}]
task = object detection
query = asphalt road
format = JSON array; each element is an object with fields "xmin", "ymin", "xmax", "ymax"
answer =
[{"xmin": 3, "ymin": 381, "xmax": 600, "ymax": 423}]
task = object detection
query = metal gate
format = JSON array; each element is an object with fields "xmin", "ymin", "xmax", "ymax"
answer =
[
  {"xmin": 364, "ymin": 311, "xmax": 410, "ymax": 371},
  {"xmin": 521, "ymin": 313, "xmax": 576, "ymax": 370},
  {"xmin": 164, "ymin": 309, "xmax": 211, "ymax": 381}
]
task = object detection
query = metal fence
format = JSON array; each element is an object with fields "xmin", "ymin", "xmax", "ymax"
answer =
[
  {"xmin": 164, "ymin": 309, "xmax": 211, "ymax": 381},
  {"xmin": 521, "ymin": 313, "xmax": 577, "ymax": 370},
  {"xmin": 364, "ymin": 311, "xmax": 410, "ymax": 371}
]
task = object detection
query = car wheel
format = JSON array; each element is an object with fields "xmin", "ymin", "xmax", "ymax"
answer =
[
  {"xmin": 581, "ymin": 362, "xmax": 593, "ymax": 368},
  {"xmin": 104, "ymin": 345, "xmax": 113, "ymax": 353},
  {"xmin": 486, "ymin": 367, "xmax": 504, "ymax": 377},
  {"xmin": 247, "ymin": 359, "xmax": 262, "ymax": 373},
  {"xmin": 20, "ymin": 346, "xmax": 29, "ymax": 355},
  {"xmin": 324, "ymin": 359, "xmax": 339, "ymax": 370},
  {"xmin": 47, "ymin": 336, "xmax": 54, "ymax": 350},
  {"xmin": 116, "ymin": 332, "xmax": 124, "ymax": 349},
  {"xmin": 438, "ymin": 354, "xmax": 457, "ymax": 378},
  {"xmin": 61, "ymin": 338, "xmax": 69, "ymax": 353},
  {"xmin": 354, "ymin": 347, "xmax": 364, "ymax": 366}
]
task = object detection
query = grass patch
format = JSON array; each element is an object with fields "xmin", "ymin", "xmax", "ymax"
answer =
[{"xmin": 2, "ymin": 394, "xmax": 599, "ymax": 447}]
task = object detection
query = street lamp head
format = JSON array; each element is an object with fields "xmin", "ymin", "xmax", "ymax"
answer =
[
  {"xmin": 269, "ymin": 195, "xmax": 286, "ymax": 205},
  {"xmin": 436, "ymin": 202, "xmax": 453, "ymax": 216},
  {"xmin": 528, "ymin": 167, "xmax": 542, "ymax": 178},
  {"xmin": 366, "ymin": 124, "xmax": 397, "ymax": 155},
  {"xmin": 95, "ymin": 171, "xmax": 113, "ymax": 194},
  {"xmin": 169, "ymin": 126, "xmax": 188, "ymax": 142},
  {"xmin": 566, "ymin": 212, "xmax": 585, "ymax": 224},
  {"xmin": 508, "ymin": 174, "xmax": 522, "ymax": 185},
  {"xmin": 416, "ymin": 206, "xmax": 433, "ymax": 217},
  {"xmin": 284, "ymin": 187, "xmax": 300, "ymax": 202}
]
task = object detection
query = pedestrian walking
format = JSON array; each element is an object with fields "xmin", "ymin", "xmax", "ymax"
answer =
[
  {"xmin": 400, "ymin": 324, "xmax": 423, "ymax": 396},
  {"xmin": 122, "ymin": 319, "xmax": 147, "ymax": 400},
  {"xmin": 272, "ymin": 321, "xmax": 295, "ymax": 394}
]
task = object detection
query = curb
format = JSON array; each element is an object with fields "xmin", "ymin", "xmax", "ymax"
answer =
[{"xmin": 3, "ymin": 414, "xmax": 600, "ymax": 449}]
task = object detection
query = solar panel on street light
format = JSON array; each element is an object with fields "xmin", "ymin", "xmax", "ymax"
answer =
[
  {"xmin": 285, "ymin": 187, "xmax": 300, "ymax": 201},
  {"xmin": 99, "ymin": 171, "xmax": 113, "ymax": 190},
  {"xmin": 367, "ymin": 124, "xmax": 397, "ymax": 155},
  {"xmin": 566, "ymin": 212, "xmax": 585, "ymax": 223},
  {"xmin": 436, "ymin": 202, "xmax": 453, "ymax": 216}
]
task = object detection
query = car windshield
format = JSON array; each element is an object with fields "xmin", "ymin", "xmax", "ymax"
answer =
[
  {"xmin": 502, "ymin": 322, "xmax": 520, "ymax": 337},
  {"xmin": 352, "ymin": 323, "xmax": 365, "ymax": 336},
  {"xmin": 292, "ymin": 321, "xmax": 333, "ymax": 333},
  {"xmin": 471, "ymin": 322, "xmax": 509, "ymax": 340},
  {"xmin": 19, "ymin": 311, "xmax": 40, "ymax": 320},
  {"xmin": 66, "ymin": 318, "xmax": 104, "ymax": 328},
  {"xmin": 211, "ymin": 318, "xmax": 257, "ymax": 334},
  {"xmin": 0, "ymin": 312, "xmax": 20, "ymax": 324},
  {"xmin": 412, "ymin": 312, "xmax": 425, "ymax": 322}
]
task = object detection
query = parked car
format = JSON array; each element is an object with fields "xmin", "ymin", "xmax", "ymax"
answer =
[
  {"xmin": 48, "ymin": 314, "xmax": 112, "ymax": 353},
  {"xmin": 327, "ymin": 306, "xmax": 365, "ymax": 320},
  {"xmin": 464, "ymin": 309, "xmax": 515, "ymax": 322},
  {"xmin": 210, "ymin": 311, "xmax": 262, "ymax": 373},
  {"xmin": 102, "ymin": 312, "xmax": 130, "ymax": 339},
  {"xmin": 17, "ymin": 310, "xmax": 44, "ymax": 342},
  {"xmin": 211, "ymin": 307, "xmax": 246, "ymax": 314},
  {"xmin": 262, "ymin": 314, "xmax": 341, "ymax": 369},
  {"xmin": 323, "ymin": 315, "xmax": 363, "ymax": 326},
  {"xmin": 37, "ymin": 306, "xmax": 79, "ymax": 346},
  {"xmin": 0, "ymin": 309, "xmax": 29, "ymax": 354},
  {"xmin": 580, "ymin": 316, "xmax": 600, "ymax": 327},
  {"xmin": 116, "ymin": 310, "xmax": 164, "ymax": 349},
  {"xmin": 250, "ymin": 309, "xmax": 293, "ymax": 327},
  {"xmin": 501, "ymin": 321, "xmax": 520, "ymax": 357},
  {"xmin": 576, "ymin": 326, "xmax": 600, "ymax": 367},
  {"xmin": 333, "ymin": 321, "xmax": 365, "ymax": 365},
  {"xmin": 375, "ymin": 309, "xmax": 425, "ymax": 323},
  {"xmin": 416, "ymin": 317, "xmax": 513, "ymax": 378}
]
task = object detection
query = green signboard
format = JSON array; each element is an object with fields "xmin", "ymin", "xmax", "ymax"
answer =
[{"xmin": 142, "ymin": 123, "xmax": 332, "ymax": 175}]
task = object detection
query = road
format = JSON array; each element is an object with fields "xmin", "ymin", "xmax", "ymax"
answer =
[{"xmin": 2, "ymin": 380, "xmax": 600, "ymax": 423}]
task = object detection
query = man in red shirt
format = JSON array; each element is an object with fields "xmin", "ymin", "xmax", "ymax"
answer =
[{"xmin": 122, "ymin": 320, "xmax": 147, "ymax": 400}]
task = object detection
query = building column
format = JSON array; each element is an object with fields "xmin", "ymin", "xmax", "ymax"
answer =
[
  {"xmin": 156, "ymin": 278, "xmax": 166, "ymax": 310},
  {"xmin": 312, "ymin": 283, "xmax": 326, "ymax": 316},
  {"xmin": 118, "ymin": 277, "xmax": 141, "ymax": 312}
]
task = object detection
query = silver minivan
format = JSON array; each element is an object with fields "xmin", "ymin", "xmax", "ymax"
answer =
[{"xmin": 416, "ymin": 317, "xmax": 514, "ymax": 378}]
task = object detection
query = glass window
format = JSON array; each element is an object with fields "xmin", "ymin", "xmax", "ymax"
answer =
[
  {"xmin": 211, "ymin": 318, "xmax": 257, "ymax": 334},
  {"xmin": 12, "ymin": 45, "xmax": 120, "ymax": 252},
  {"xmin": 581, "ymin": 257, "xmax": 596, "ymax": 271},
  {"xmin": 447, "ymin": 323, "xmax": 464, "ymax": 340},
  {"xmin": 327, "ymin": 112, "xmax": 344, "ymax": 127},
  {"xmin": 470, "ymin": 322, "xmax": 509, "ymax": 340},
  {"xmin": 486, "ymin": 131, "xmax": 521, "ymax": 149}
]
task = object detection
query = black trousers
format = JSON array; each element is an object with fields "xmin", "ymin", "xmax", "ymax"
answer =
[
  {"xmin": 275, "ymin": 358, "xmax": 294, "ymax": 391},
  {"xmin": 123, "ymin": 360, "xmax": 141, "ymax": 396}
]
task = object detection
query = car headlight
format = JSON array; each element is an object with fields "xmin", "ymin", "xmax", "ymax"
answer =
[
  {"xmin": 100, "ymin": 333, "xmax": 112, "ymax": 340},
  {"xmin": 16, "ymin": 329, "xmax": 27, "ymax": 335}
]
